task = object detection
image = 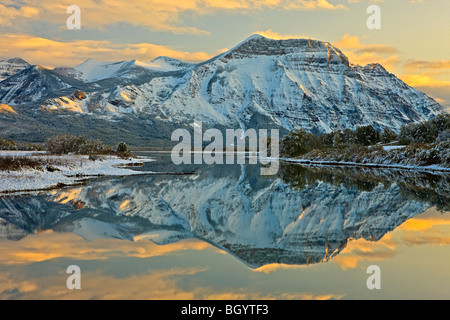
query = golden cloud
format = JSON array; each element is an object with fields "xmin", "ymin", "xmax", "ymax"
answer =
[
  {"xmin": 331, "ymin": 208, "xmax": 450, "ymax": 270},
  {"xmin": 399, "ymin": 74, "xmax": 450, "ymax": 105},
  {"xmin": 333, "ymin": 34, "xmax": 400, "ymax": 71},
  {"xmin": 0, "ymin": 266, "xmax": 345, "ymax": 300},
  {"xmin": 0, "ymin": 267, "xmax": 207, "ymax": 300},
  {"xmin": 252, "ymin": 29, "xmax": 307, "ymax": 40},
  {"xmin": 331, "ymin": 237, "xmax": 397, "ymax": 271},
  {"xmin": 333, "ymin": 34, "xmax": 450, "ymax": 106},
  {"xmin": 0, "ymin": 34, "xmax": 223, "ymax": 67},
  {"xmin": 1, "ymin": 0, "xmax": 347, "ymax": 34},
  {"xmin": 398, "ymin": 213, "xmax": 450, "ymax": 232},
  {"xmin": 0, "ymin": 230, "xmax": 346, "ymax": 300},
  {"xmin": 399, "ymin": 74, "xmax": 450, "ymax": 88},
  {"xmin": 0, "ymin": 4, "xmax": 39, "ymax": 26},
  {"xmin": 252, "ymin": 263, "xmax": 308, "ymax": 274},
  {"xmin": 334, "ymin": 34, "xmax": 398, "ymax": 54},
  {"xmin": 404, "ymin": 59, "xmax": 450, "ymax": 71},
  {"xmin": 0, "ymin": 231, "xmax": 214, "ymax": 265}
]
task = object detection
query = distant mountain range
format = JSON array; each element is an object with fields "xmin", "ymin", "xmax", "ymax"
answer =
[{"xmin": 0, "ymin": 35, "xmax": 445, "ymax": 147}]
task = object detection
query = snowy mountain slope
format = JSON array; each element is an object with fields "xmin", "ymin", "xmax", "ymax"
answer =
[
  {"xmin": 0, "ymin": 65, "xmax": 86, "ymax": 105},
  {"xmin": 0, "ymin": 34, "xmax": 445, "ymax": 144},
  {"xmin": 73, "ymin": 58, "xmax": 141, "ymax": 82},
  {"xmin": 74, "ymin": 58, "xmax": 128, "ymax": 82},
  {"xmin": 71, "ymin": 57, "xmax": 194, "ymax": 83},
  {"xmin": 36, "ymin": 57, "xmax": 195, "ymax": 115},
  {"xmin": 136, "ymin": 56, "xmax": 195, "ymax": 72},
  {"xmin": 0, "ymin": 58, "xmax": 31, "ymax": 82},
  {"xmin": 135, "ymin": 35, "xmax": 442, "ymax": 133},
  {"xmin": 0, "ymin": 165, "xmax": 432, "ymax": 267},
  {"xmin": 41, "ymin": 90, "xmax": 89, "ymax": 113},
  {"xmin": 55, "ymin": 35, "xmax": 442, "ymax": 134}
]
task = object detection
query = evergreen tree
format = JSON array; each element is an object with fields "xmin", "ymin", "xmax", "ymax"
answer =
[
  {"xmin": 355, "ymin": 126, "xmax": 380, "ymax": 146},
  {"xmin": 381, "ymin": 128, "xmax": 398, "ymax": 144}
]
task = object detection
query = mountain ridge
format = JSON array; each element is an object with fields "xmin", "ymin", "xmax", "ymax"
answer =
[{"xmin": 0, "ymin": 34, "xmax": 445, "ymax": 146}]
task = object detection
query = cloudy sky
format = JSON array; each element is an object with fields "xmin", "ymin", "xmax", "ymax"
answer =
[
  {"xmin": 1, "ymin": 207, "xmax": 449, "ymax": 299},
  {"xmin": 0, "ymin": 0, "xmax": 449, "ymax": 107}
]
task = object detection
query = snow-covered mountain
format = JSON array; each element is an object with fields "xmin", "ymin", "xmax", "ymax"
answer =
[
  {"xmin": 54, "ymin": 57, "xmax": 195, "ymax": 83},
  {"xmin": 0, "ymin": 65, "xmax": 85, "ymax": 105},
  {"xmin": 141, "ymin": 35, "xmax": 442, "ymax": 133},
  {"xmin": 0, "ymin": 165, "xmax": 433, "ymax": 267},
  {"xmin": 0, "ymin": 34, "xmax": 445, "ymax": 145},
  {"xmin": 0, "ymin": 58, "xmax": 30, "ymax": 82},
  {"xmin": 72, "ymin": 58, "xmax": 148, "ymax": 82}
]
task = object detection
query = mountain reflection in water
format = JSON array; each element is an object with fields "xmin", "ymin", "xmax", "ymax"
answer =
[{"xmin": 1, "ymin": 158, "xmax": 448, "ymax": 269}]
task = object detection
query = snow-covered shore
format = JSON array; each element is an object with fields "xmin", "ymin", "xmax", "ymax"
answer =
[
  {"xmin": 0, "ymin": 152, "xmax": 155, "ymax": 194},
  {"xmin": 282, "ymin": 140, "xmax": 450, "ymax": 173},
  {"xmin": 282, "ymin": 158, "xmax": 450, "ymax": 173}
]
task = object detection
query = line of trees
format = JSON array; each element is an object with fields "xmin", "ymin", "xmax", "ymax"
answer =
[
  {"xmin": 281, "ymin": 126, "xmax": 396, "ymax": 158},
  {"xmin": 0, "ymin": 137, "xmax": 44, "ymax": 151},
  {"xmin": 0, "ymin": 137, "xmax": 15, "ymax": 149},
  {"xmin": 45, "ymin": 135, "xmax": 130, "ymax": 155},
  {"xmin": 281, "ymin": 114, "xmax": 450, "ymax": 158},
  {"xmin": 1, "ymin": 134, "xmax": 131, "ymax": 155},
  {"xmin": 397, "ymin": 114, "xmax": 450, "ymax": 144}
]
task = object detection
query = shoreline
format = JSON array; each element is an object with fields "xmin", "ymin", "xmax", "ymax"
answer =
[
  {"xmin": 2, "ymin": 150, "xmax": 449, "ymax": 195},
  {"xmin": 0, "ymin": 152, "xmax": 157, "ymax": 195},
  {"xmin": 282, "ymin": 158, "xmax": 450, "ymax": 173}
]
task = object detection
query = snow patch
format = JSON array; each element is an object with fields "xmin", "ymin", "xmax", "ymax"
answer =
[{"xmin": 0, "ymin": 154, "xmax": 156, "ymax": 194}]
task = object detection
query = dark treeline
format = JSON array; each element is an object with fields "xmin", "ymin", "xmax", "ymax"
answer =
[
  {"xmin": 0, "ymin": 137, "xmax": 43, "ymax": 151},
  {"xmin": 45, "ymin": 135, "xmax": 131, "ymax": 157},
  {"xmin": 281, "ymin": 114, "xmax": 450, "ymax": 158},
  {"xmin": 1, "ymin": 134, "xmax": 131, "ymax": 157}
]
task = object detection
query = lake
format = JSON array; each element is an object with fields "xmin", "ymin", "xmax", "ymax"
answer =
[{"xmin": 0, "ymin": 152, "xmax": 449, "ymax": 300}]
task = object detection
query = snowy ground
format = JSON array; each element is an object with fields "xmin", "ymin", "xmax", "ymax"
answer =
[
  {"xmin": 382, "ymin": 145, "xmax": 405, "ymax": 151},
  {"xmin": 0, "ymin": 151, "xmax": 47, "ymax": 156},
  {"xmin": 0, "ymin": 152, "xmax": 155, "ymax": 194},
  {"xmin": 282, "ymin": 158, "xmax": 450, "ymax": 173}
]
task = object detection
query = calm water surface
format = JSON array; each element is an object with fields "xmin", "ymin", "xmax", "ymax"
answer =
[{"xmin": 0, "ymin": 152, "xmax": 449, "ymax": 299}]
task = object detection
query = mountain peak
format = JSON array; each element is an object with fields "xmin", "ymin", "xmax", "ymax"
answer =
[
  {"xmin": 73, "ymin": 58, "xmax": 101, "ymax": 69},
  {"xmin": 82, "ymin": 58, "xmax": 97, "ymax": 64},
  {"xmin": 73, "ymin": 58, "xmax": 129, "ymax": 82},
  {"xmin": 219, "ymin": 34, "xmax": 349, "ymax": 67},
  {"xmin": 4, "ymin": 57, "xmax": 30, "ymax": 65},
  {"xmin": 152, "ymin": 56, "xmax": 181, "ymax": 62},
  {"xmin": 35, "ymin": 65, "xmax": 49, "ymax": 70},
  {"xmin": 147, "ymin": 56, "xmax": 194, "ymax": 71},
  {"xmin": 0, "ymin": 57, "xmax": 32, "ymax": 82},
  {"xmin": 363, "ymin": 63, "xmax": 387, "ymax": 72},
  {"xmin": 241, "ymin": 33, "xmax": 267, "ymax": 43}
]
